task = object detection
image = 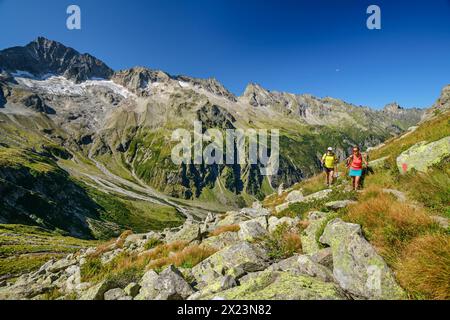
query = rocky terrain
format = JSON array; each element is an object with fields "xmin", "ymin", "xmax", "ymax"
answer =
[{"xmin": 0, "ymin": 191, "xmax": 407, "ymax": 300}]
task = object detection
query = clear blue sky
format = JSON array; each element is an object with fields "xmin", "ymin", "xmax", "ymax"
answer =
[{"xmin": 1, "ymin": 0, "xmax": 449, "ymax": 108}]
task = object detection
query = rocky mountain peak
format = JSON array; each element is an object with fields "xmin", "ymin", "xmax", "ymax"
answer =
[
  {"xmin": 0, "ymin": 37, "xmax": 113, "ymax": 83},
  {"xmin": 241, "ymin": 83, "xmax": 274, "ymax": 107},
  {"xmin": 112, "ymin": 67, "xmax": 171, "ymax": 94},
  {"xmin": 243, "ymin": 83, "xmax": 269, "ymax": 97},
  {"xmin": 175, "ymin": 75, "xmax": 237, "ymax": 102},
  {"xmin": 383, "ymin": 102, "xmax": 404, "ymax": 113}
]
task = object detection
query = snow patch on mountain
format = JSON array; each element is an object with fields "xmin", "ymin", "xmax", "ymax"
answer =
[{"xmin": 14, "ymin": 75, "xmax": 136, "ymax": 99}]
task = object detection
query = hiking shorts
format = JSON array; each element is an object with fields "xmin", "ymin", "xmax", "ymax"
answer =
[
  {"xmin": 349, "ymin": 169, "xmax": 363, "ymax": 177},
  {"xmin": 324, "ymin": 167, "xmax": 334, "ymax": 173}
]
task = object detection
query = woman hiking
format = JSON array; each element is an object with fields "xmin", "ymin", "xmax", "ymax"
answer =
[
  {"xmin": 346, "ymin": 146, "xmax": 368, "ymax": 190},
  {"xmin": 322, "ymin": 147, "xmax": 337, "ymax": 187}
]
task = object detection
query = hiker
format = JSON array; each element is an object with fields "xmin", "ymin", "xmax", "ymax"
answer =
[
  {"xmin": 346, "ymin": 146, "xmax": 368, "ymax": 190},
  {"xmin": 321, "ymin": 147, "xmax": 337, "ymax": 187}
]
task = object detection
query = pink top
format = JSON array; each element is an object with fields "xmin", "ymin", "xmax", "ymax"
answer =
[{"xmin": 350, "ymin": 154, "xmax": 363, "ymax": 170}]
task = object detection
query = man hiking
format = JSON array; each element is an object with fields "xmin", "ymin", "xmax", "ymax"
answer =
[
  {"xmin": 322, "ymin": 147, "xmax": 337, "ymax": 187},
  {"xmin": 346, "ymin": 146, "xmax": 368, "ymax": 191}
]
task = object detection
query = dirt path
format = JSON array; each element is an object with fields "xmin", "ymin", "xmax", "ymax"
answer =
[{"xmin": 82, "ymin": 151, "xmax": 203, "ymax": 220}]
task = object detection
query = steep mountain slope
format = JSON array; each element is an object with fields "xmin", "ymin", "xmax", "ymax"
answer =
[
  {"xmin": 0, "ymin": 37, "xmax": 113, "ymax": 83},
  {"xmin": 0, "ymin": 38, "xmax": 426, "ymax": 239}
]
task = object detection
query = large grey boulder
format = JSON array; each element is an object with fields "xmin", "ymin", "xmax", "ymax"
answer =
[
  {"xmin": 275, "ymin": 202, "xmax": 291, "ymax": 213},
  {"xmin": 187, "ymin": 275, "xmax": 237, "ymax": 300},
  {"xmin": 325, "ymin": 200, "xmax": 357, "ymax": 211},
  {"xmin": 267, "ymin": 254, "xmax": 333, "ymax": 282},
  {"xmin": 368, "ymin": 156, "xmax": 389, "ymax": 169},
  {"xmin": 191, "ymin": 242, "xmax": 269, "ymax": 286},
  {"xmin": 166, "ymin": 220, "xmax": 201, "ymax": 243},
  {"xmin": 275, "ymin": 189, "xmax": 333, "ymax": 213},
  {"xmin": 304, "ymin": 189, "xmax": 333, "ymax": 201},
  {"xmin": 135, "ymin": 265, "xmax": 194, "ymax": 300},
  {"xmin": 382, "ymin": 189, "xmax": 407, "ymax": 202},
  {"xmin": 301, "ymin": 211, "xmax": 332, "ymax": 255},
  {"xmin": 124, "ymin": 282, "xmax": 141, "ymax": 297},
  {"xmin": 240, "ymin": 207, "xmax": 270, "ymax": 218},
  {"xmin": 79, "ymin": 281, "xmax": 114, "ymax": 300},
  {"xmin": 319, "ymin": 219, "xmax": 405, "ymax": 299},
  {"xmin": 309, "ymin": 248, "xmax": 333, "ymax": 270},
  {"xmin": 216, "ymin": 212, "xmax": 249, "ymax": 227},
  {"xmin": 47, "ymin": 258, "xmax": 77, "ymax": 273},
  {"xmin": 268, "ymin": 216, "xmax": 298, "ymax": 233},
  {"xmin": 202, "ymin": 231, "xmax": 240, "ymax": 250},
  {"xmin": 285, "ymin": 190, "xmax": 304, "ymax": 202},
  {"xmin": 396, "ymin": 137, "xmax": 450, "ymax": 174},
  {"xmin": 104, "ymin": 288, "xmax": 128, "ymax": 300},
  {"xmin": 238, "ymin": 220, "xmax": 268, "ymax": 241},
  {"xmin": 205, "ymin": 271, "xmax": 346, "ymax": 300}
]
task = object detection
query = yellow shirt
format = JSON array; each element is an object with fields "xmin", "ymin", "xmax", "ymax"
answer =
[{"xmin": 322, "ymin": 153, "xmax": 337, "ymax": 169}]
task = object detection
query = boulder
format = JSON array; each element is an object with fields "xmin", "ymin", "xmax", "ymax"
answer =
[
  {"xmin": 238, "ymin": 220, "xmax": 268, "ymax": 241},
  {"xmin": 267, "ymin": 255, "xmax": 333, "ymax": 282},
  {"xmin": 396, "ymin": 137, "xmax": 450, "ymax": 174},
  {"xmin": 319, "ymin": 219, "xmax": 405, "ymax": 299},
  {"xmin": 217, "ymin": 213, "xmax": 249, "ymax": 227},
  {"xmin": 104, "ymin": 288, "xmax": 127, "ymax": 300},
  {"xmin": 368, "ymin": 156, "xmax": 390, "ymax": 169},
  {"xmin": 135, "ymin": 265, "xmax": 194, "ymax": 300},
  {"xmin": 206, "ymin": 271, "xmax": 346, "ymax": 300},
  {"xmin": 430, "ymin": 215, "xmax": 449, "ymax": 229},
  {"xmin": 325, "ymin": 200, "xmax": 357, "ymax": 211},
  {"xmin": 268, "ymin": 216, "xmax": 298, "ymax": 233},
  {"xmin": 301, "ymin": 218, "xmax": 325, "ymax": 255},
  {"xmin": 275, "ymin": 189, "xmax": 333, "ymax": 213},
  {"xmin": 252, "ymin": 201, "xmax": 263, "ymax": 209},
  {"xmin": 101, "ymin": 248, "xmax": 123, "ymax": 264},
  {"xmin": 124, "ymin": 282, "xmax": 141, "ymax": 297},
  {"xmin": 202, "ymin": 231, "xmax": 240, "ymax": 250},
  {"xmin": 296, "ymin": 255, "xmax": 334, "ymax": 282},
  {"xmin": 79, "ymin": 281, "xmax": 114, "ymax": 300},
  {"xmin": 382, "ymin": 189, "xmax": 407, "ymax": 202},
  {"xmin": 166, "ymin": 220, "xmax": 201, "ymax": 243},
  {"xmin": 309, "ymin": 248, "xmax": 333, "ymax": 270},
  {"xmin": 187, "ymin": 275, "xmax": 237, "ymax": 300},
  {"xmin": 64, "ymin": 265, "xmax": 82, "ymax": 292},
  {"xmin": 275, "ymin": 202, "xmax": 290, "ymax": 213},
  {"xmin": 191, "ymin": 242, "xmax": 269, "ymax": 286},
  {"xmin": 303, "ymin": 189, "xmax": 333, "ymax": 202},
  {"xmin": 307, "ymin": 211, "xmax": 330, "ymax": 221},
  {"xmin": 285, "ymin": 190, "xmax": 304, "ymax": 202},
  {"xmin": 240, "ymin": 207, "xmax": 270, "ymax": 218},
  {"xmin": 47, "ymin": 258, "xmax": 77, "ymax": 273}
]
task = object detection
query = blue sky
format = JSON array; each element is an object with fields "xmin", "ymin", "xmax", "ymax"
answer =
[{"xmin": 0, "ymin": 0, "xmax": 449, "ymax": 108}]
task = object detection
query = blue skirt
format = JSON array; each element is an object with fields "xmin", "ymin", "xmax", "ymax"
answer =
[{"xmin": 349, "ymin": 169, "xmax": 362, "ymax": 177}]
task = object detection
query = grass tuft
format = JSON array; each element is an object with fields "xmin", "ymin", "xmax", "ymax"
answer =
[
  {"xmin": 208, "ymin": 224, "xmax": 240, "ymax": 237},
  {"xmin": 395, "ymin": 234, "xmax": 450, "ymax": 300}
]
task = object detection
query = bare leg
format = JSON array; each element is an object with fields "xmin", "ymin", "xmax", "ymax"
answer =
[
  {"xmin": 329, "ymin": 171, "xmax": 334, "ymax": 185},
  {"xmin": 352, "ymin": 177, "xmax": 356, "ymax": 190},
  {"xmin": 354, "ymin": 176, "xmax": 361, "ymax": 190}
]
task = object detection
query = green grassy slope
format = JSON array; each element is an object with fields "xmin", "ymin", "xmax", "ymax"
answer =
[{"xmin": 265, "ymin": 110, "xmax": 450, "ymax": 299}]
